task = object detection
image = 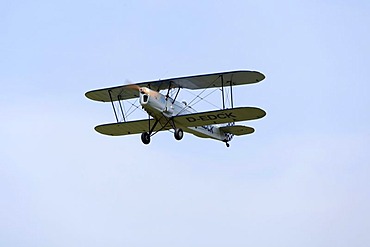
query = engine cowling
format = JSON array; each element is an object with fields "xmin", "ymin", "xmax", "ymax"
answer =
[{"xmin": 139, "ymin": 87, "xmax": 172, "ymax": 116}]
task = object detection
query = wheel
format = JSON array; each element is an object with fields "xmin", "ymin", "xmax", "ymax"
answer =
[
  {"xmin": 141, "ymin": 132, "xmax": 150, "ymax": 144},
  {"xmin": 174, "ymin": 128, "xmax": 184, "ymax": 141},
  {"xmin": 225, "ymin": 142, "xmax": 230, "ymax": 147}
]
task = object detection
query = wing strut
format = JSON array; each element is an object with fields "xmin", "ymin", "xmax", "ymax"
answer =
[
  {"xmin": 172, "ymin": 87, "xmax": 181, "ymax": 103},
  {"xmin": 108, "ymin": 90, "xmax": 119, "ymax": 122},
  {"xmin": 230, "ymin": 78, "xmax": 234, "ymax": 108},
  {"xmin": 220, "ymin": 74, "xmax": 234, "ymax": 110},
  {"xmin": 221, "ymin": 75, "xmax": 225, "ymax": 109},
  {"xmin": 165, "ymin": 81, "xmax": 172, "ymax": 99},
  {"xmin": 117, "ymin": 95, "xmax": 126, "ymax": 122}
]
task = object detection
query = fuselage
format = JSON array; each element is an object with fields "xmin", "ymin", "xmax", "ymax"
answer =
[{"xmin": 138, "ymin": 87, "xmax": 233, "ymax": 142}]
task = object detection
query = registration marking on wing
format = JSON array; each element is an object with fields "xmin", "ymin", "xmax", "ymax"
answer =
[{"xmin": 185, "ymin": 112, "xmax": 237, "ymax": 123}]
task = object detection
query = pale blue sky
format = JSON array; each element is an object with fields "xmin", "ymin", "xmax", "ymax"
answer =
[{"xmin": 1, "ymin": 1, "xmax": 370, "ymax": 246}]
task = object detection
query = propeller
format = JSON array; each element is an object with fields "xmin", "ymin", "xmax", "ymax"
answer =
[
  {"xmin": 126, "ymin": 84, "xmax": 141, "ymax": 91},
  {"xmin": 123, "ymin": 81, "xmax": 144, "ymax": 97},
  {"xmin": 123, "ymin": 79, "xmax": 140, "ymax": 90}
]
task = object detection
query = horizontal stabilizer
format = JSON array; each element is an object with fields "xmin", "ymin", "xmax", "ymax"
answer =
[
  {"xmin": 174, "ymin": 107, "xmax": 266, "ymax": 127},
  {"xmin": 219, "ymin": 125, "xmax": 254, "ymax": 135}
]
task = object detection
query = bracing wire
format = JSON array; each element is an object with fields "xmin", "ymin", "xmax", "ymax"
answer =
[
  {"xmin": 187, "ymin": 88, "xmax": 220, "ymax": 109},
  {"xmin": 125, "ymin": 98, "xmax": 146, "ymax": 118},
  {"xmin": 176, "ymin": 76, "xmax": 221, "ymax": 115}
]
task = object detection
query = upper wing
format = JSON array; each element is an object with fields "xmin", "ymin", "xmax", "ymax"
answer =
[
  {"xmin": 173, "ymin": 107, "xmax": 266, "ymax": 127},
  {"xmin": 95, "ymin": 119, "xmax": 170, "ymax": 136},
  {"xmin": 85, "ymin": 70, "xmax": 265, "ymax": 102}
]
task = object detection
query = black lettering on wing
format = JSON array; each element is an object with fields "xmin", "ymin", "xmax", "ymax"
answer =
[
  {"xmin": 199, "ymin": 116, "xmax": 208, "ymax": 121},
  {"xmin": 186, "ymin": 117, "xmax": 196, "ymax": 122},
  {"xmin": 225, "ymin": 112, "xmax": 236, "ymax": 118}
]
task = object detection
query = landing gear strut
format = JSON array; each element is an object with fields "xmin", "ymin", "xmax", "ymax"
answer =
[
  {"xmin": 225, "ymin": 142, "xmax": 230, "ymax": 148},
  {"xmin": 141, "ymin": 118, "xmax": 160, "ymax": 145},
  {"xmin": 174, "ymin": 128, "xmax": 183, "ymax": 141}
]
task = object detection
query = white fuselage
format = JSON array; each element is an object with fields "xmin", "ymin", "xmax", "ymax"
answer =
[{"xmin": 138, "ymin": 87, "xmax": 233, "ymax": 142}]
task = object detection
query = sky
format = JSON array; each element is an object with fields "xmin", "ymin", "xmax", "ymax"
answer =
[{"xmin": 1, "ymin": 0, "xmax": 370, "ymax": 246}]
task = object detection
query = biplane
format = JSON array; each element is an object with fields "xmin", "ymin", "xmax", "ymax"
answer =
[{"xmin": 85, "ymin": 70, "xmax": 266, "ymax": 147}]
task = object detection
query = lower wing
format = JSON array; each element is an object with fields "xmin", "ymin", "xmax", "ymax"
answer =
[
  {"xmin": 94, "ymin": 107, "xmax": 265, "ymax": 136},
  {"xmin": 95, "ymin": 119, "xmax": 170, "ymax": 136}
]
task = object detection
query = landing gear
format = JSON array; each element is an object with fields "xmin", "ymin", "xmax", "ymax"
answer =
[
  {"xmin": 225, "ymin": 142, "xmax": 230, "ymax": 148},
  {"xmin": 141, "ymin": 132, "xmax": 150, "ymax": 145},
  {"xmin": 140, "ymin": 116, "xmax": 183, "ymax": 144},
  {"xmin": 174, "ymin": 128, "xmax": 183, "ymax": 141}
]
